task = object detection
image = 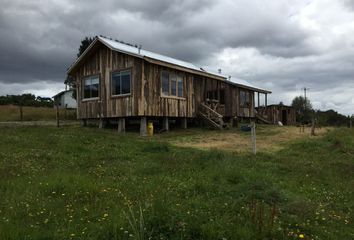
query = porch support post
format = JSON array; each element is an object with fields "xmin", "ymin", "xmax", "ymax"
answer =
[
  {"xmin": 81, "ymin": 119, "xmax": 87, "ymax": 127},
  {"xmin": 181, "ymin": 117, "xmax": 187, "ymax": 129},
  {"xmin": 257, "ymin": 92, "xmax": 260, "ymax": 107},
  {"xmin": 265, "ymin": 93, "xmax": 268, "ymax": 107},
  {"xmin": 163, "ymin": 117, "xmax": 169, "ymax": 131},
  {"xmin": 140, "ymin": 117, "xmax": 147, "ymax": 136},
  {"xmin": 118, "ymin": 117, "xmax": 126, "ymax": 133}
]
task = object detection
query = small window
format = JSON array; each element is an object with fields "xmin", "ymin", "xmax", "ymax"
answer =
[
  {"xmin": 83, "ymin": 75, "xmax": 99, "ymax": 99},
  {"xmin": 177, "ymin": 76, "xmax": 183, "ymax": 97},
  {"xmin": 240, "ymin": 90, "xmax": 250, "ymax": 108},
  {"xmin": 111, "ymin": 70, "xmax": 131, "ymax": 96},
  {"xmin": 162, "ymin": 71, "xmax": 169, "ymax": 95},
  {"xmin": 171, "ymin": 75, "xmax": 177, "ymax": 96},
  {"xmin": 161, "ymin": 70, "xmax": 184, "ymax": 97}
]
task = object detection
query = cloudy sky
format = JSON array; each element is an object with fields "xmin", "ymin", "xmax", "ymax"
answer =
[{"xmin": 0, "ymin": 0, "xmax": 353, "ymax": 114}]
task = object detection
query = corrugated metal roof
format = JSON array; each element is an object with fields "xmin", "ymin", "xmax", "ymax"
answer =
[
  {"xmin": 226, "ymin": 77, "xmax": 271, "ymax": 94},
  {"xmin": 68, "ymin": 36, "xmax": 271, "ymax": 93},
  {"xmin": 98, "ymin": 36, "xmax": 227, "ymax": 79}
]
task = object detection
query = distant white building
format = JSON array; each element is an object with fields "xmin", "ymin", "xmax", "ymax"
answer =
[{"xmin": 53, "ymin": 89, "xmax": 77, "ymax": 109}]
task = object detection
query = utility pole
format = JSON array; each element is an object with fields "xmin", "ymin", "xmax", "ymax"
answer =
[
  {"xmin": 302, "ymin": 87, "xmax": 309, "ymax": 109},
  {"xmin": 302, "ymin": 87, "xmax": 309, "ymax": 122}
]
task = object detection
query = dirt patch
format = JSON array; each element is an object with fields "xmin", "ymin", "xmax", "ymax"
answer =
[{"xmin": 167, "ymin": 126, "xmax": 331, "ymax": 153}]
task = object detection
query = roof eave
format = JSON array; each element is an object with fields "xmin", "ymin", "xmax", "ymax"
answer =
[{"xmin": 225, "ymin": 80, "xmax": 271, "ymax": 94}]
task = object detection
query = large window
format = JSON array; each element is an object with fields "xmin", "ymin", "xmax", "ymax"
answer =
[
  {"xmin": 161, "ymin": 70, "xmax": 184, "ymax": 97},
  {"xmin": 111, "ymin": 69, "xmax": 131, "ymax": 96},
  {"xmin": 83, "ymin": 75, "xmax": 99, "ymax": 99},
  {"xmin": 240, "ymin": 90, "xmax": 250, "ymax": 107}
]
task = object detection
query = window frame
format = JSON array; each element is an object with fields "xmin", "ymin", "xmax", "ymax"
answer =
[
  {"xmin": 110, "ymin": 68, "xmax": 132, "ymax": 98},
  {"xmin": 82, "ymin": 74, "xmax": 100, "ymax": 101},
  {"xmin": 240, "ymin": 89, "xmax": 250, "ymax": 108},
  {"xmin": 160, "ymin": 70, "xmax": 185, "ymax": 99}
]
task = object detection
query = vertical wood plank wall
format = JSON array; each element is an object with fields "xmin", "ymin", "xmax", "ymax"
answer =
[
  {"xmin": 75, "ymin": 44, "xmax": 256, "ymax": 119},
  {"xmin": 257, "ymin": 105, "xmax": 296, "ymax": 125}
]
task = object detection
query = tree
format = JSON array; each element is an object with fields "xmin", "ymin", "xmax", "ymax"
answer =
[
  {"xmin": 77, "ymin": 36, "xmax": 95, "ymax": 58},
  {"xmin": 66, "ymin": 36, "xmax": 96, "ymax": 100},
  {"xmin": 291, "ymin": 96, "xmax": 313, "ymax": 123}
]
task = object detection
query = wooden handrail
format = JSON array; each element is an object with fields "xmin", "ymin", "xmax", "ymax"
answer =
[{"xmin": 200, "ymin": 103, "xmax": 223, "ymax": 119}]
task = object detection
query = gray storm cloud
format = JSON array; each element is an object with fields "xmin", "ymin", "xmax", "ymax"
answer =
[{"xmin": 0, "ymin": 0, "xmax": 353, "ymax": 114}]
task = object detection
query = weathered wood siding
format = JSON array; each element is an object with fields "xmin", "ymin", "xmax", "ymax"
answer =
[
  {"xmin": 74, "ymin": 43, "xmax": 256, "ymax": 119},
  {"xmin": 75, "ymin": 44, "xmax": 141, "ymax": 119},
  {"xmin": 256, "ymin": 105, "xmax": 296, "ymax": 125},
  {"xmin": 193, "ymin": 76, "xmax": 255, "ymax": 118},
  {"xmin": 140, "ymin": 62, "xmax": 194, "ymax": 117}
]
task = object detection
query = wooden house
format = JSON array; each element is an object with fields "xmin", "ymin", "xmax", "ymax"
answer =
[
  {"xmin": 67, "ymin": 36, "xmax": 271, "ymax": 134},
  {"xmin": 256, "ymin": 104, "xmax": 296, "ymax": 125}
]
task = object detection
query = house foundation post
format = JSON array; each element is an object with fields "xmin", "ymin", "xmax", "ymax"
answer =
[
  {"xmin": 99, "ymin": 118, "xmax": 107, "ymax": 129},
  {"xmin": 140, "ymin": 117, "xmax": 147, "ymax": 136},
  {"xmin": 163, "ymin": 117, "xmax": 169, "ymax": 131},
  {"xmin": 181, "ymin": 117, "xmax": 187, "ymax": 129},
  {"xmin": 118, "ymin": 118, "xmax": 126, "ymax": 133},
  {"xmin": 81, "ymin": 119, "xmax": 87, "ymax": 127}
]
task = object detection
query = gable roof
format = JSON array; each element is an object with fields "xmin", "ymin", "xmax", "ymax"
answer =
[
  {"xmin": 67, "ymin": 36, "xmax": 271, "ymax": 93},
  {"xmin": 52, "ymin": 89, "xmax": 74, "ymax": 98}
]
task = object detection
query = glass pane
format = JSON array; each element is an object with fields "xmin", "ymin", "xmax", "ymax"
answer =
[
  {"xmin": 91, "ymin": 76, "xmax": 99, "ymax": 85},
  {"xmin": 161, "ymin": 71, "xmax": 169, "ymax": 95},
  {"xmin": 171, "ymin": 74, "xmax": 177, "ymax": 96},
  {"xmin": 112, "ymin": 73, "xmax": 121, "ymax": 95},
  {"xmin": 240, "ymin": 90, "xmax": 249, "ymax": 107},
  {"xmin": 240, "ymin": 91, "xmax": 245, "ymax": 106},
  {"xmin": 121, "ymin": 71, "xmax": 131, "ymax": 94},
  {"xmin": 84, "ymin": 78, "xmax": 91, "ymax": 86},
  {"xmin": 84, "ymin": 85, "xmax": 91, "ymax": 98},
  {"xmin": 177, "ymin": 76, "xmax": 183, "ymax": 97},
  {"xmin": 91, "ymin": 77, "xmax": 99, "ymax": 98}
]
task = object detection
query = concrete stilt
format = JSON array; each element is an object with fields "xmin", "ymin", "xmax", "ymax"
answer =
[
  {"xmin": 163, "ymin": 117, "xmax": 169, "ymax": 131},
  {"xmin": 118, "ymin": 118, "xmax": 126, "ymax": 133},
  {"xmin": 181, "ymin": 117, "xmax": 187, "ymax": 129},
  {"xmin": 99, "ymin": 119, "xmax": 103, "ymax": 129},
  {"xmin": 140, "ymin": 117, "xmax": 147, "ymax": 136},
  {"xmin": 81, "ymin": 119, "xmax": 87, "ymax": 127},
  {"xmin": 99, "ymin": 118, "xmax": 107, "ymax": 129}
]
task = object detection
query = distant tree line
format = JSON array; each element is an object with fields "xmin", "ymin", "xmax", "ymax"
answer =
[
  {"xmin": 0, "ymin": 94, "xmax": 54, "ymax": 107},
  {"xmin": 291, "ymin": 96, "xmax": 352, "ymax": 126}
]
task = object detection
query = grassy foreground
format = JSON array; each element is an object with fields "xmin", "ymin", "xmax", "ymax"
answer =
[
  {"xmin": 0, "ymin": 126, "xmax": 353, "ymax": 239},
  {"xmin": 0, "ymin": 105, "xmax": 76, "ymax": 121}
]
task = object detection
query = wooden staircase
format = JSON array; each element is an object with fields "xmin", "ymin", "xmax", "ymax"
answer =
[
  {"xmin": 255, "ymin": 113, "xmax": 272, "ymax": 124},
  {"xmin": 198, "ymin": 103, "xmax": 225, "ymax": 130}
]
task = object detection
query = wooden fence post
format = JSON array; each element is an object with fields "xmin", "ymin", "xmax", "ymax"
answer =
[
  {"xmin": 56, "ymin": 104, "xmax": 59, "ymax": 128},
  {"xmin": 251, "ymin": 121, "xmax": 257, "ymax": 155},
  {"xmin": 56, "ymin": 104, "xmax": 59, "ymax": 127},
  {"xmin": 311, "ymin": 119, "xmax": 315, "ymax": 136},
  {"xmin": 19, "ymin": 105, "xmax": 23, "ymax": 122}
]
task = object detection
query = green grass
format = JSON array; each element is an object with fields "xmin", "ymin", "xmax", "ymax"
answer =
[
  {"xmin": 0, "ymin": 126, "xmax": 353, "ymax": 239},
  {"xmin": 0, "ymin": 105, "xmax": 76, "ymax": 121}
]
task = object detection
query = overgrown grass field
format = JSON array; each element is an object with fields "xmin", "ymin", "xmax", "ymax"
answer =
[
  {"xmin": 0, "ymin": 105, "xmax": 76, "ymax": 121},
  {"xmin": 0, "ymin": 126, "xmax": 353, "ymax": 239}
]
